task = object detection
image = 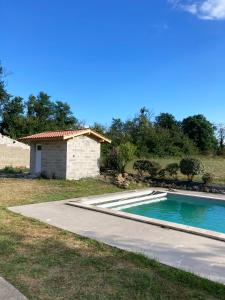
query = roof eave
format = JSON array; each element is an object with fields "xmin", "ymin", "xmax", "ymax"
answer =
[
  {"xmin": 19, "ymin": 129, "xmax": 111, "ymax": 144},
  {"xmin": 63, "ymin": 129, "xmax": 111, "ymax": 144},
  {"xmin": 19, "ymin": 137, "xmax": 64, "ymax": 143}
]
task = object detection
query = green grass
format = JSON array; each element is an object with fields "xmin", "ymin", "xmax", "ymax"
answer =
[
  {"xmin": 127, "ymin": 156, "xmax": 225, "ymax": 184},
  {"xmin": 0, "ymin": 177, "xmax": 224, "ymax": 299},
  {"xmin": 0, "ymin": 165, "xmax": 29, "ymax": 174}
]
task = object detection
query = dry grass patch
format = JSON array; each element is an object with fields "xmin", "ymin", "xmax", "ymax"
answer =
[
  {"xmin": 127, "ymin": 156, "xmax": 225, "ymax": 184},
  {"xmin": 0, "ymin": 178, "xmax": 121, "ymax": 207}
]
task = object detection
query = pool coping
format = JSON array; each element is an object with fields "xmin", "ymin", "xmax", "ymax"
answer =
[{"xmin": 67, "ymin": 189, "xmax": 225, "ymax": 243}]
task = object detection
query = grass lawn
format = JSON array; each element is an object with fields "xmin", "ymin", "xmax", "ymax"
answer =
[
  {"xmin": 0, "ymin": 178, "xmax": 225, "ymax": 299},
  {"xmin": 127, "ymin": 156, "xmax": 225, "ymax": 184}
]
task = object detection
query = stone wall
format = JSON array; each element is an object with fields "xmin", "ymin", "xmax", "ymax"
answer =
[
  {"xmin": 30, "ymin": 144, "xmax": 36, "ymax": 175},
  {"xmin": 30, "ymin": 141, "xmax": 67, "ymax": 179},
  {"xmin": 0, "ymin": 134, "xmax": 30, "ymax": 169},
  {"xmin": 66, "ymin": 135, "xmax": 100, "ymax": 180},
  {"xmin": 30, "ymin": 136, "xmax": 101, "ymax": 180}
]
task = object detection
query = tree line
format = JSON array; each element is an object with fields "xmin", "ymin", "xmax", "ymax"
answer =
[
  {"xmin": 0, "ymin": 63, "xmax": 223, "ymax": 157},
  {"xmin": 93, "ymin": 108, "xmax": 222, "ymax": 158},
  {"xmin": 0, "ymin": 64, "xmax": 83, "ymax": 138}
]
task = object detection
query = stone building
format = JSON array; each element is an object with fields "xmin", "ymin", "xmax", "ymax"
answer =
[
  {"xmin": 0, "ymin": 134, "xmax": 30, "ymax": 169},
  {"xmin": 20, "ymin": 129, "xmax": 111, "ymax": 180}
]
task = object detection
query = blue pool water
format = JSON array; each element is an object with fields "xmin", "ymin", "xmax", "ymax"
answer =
[{"xmin": 121, "ymin": 194, "xmax": 225, "ymax": 234}]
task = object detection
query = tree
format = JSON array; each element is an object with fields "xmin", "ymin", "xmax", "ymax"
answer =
[
  {"xmin": 117, "ymin": 142, "xmax": 136, "ymax": 173},
  {"xmin": 127, "ymin": 107, "xmax": 153, "ymax": 157},
  {"xmin": 27, "ymin": 95, "xmax": 36, "ymax": 117},
  {"xmin": 0, "ymin": 63, "xmax": 81, "ymax": 138},
  {"xmin": 0, "ymin": 96, "xmax": 25, "ymax": 138},
  {"xmin": 147, "ymin": 126, "xmax": 197, "ymax": 157},
  {"xmin": 182, "ymin": 115, "xmax": 217, "ymax": 153},
  {"xmin": 180, "ymin": 158, "xmax": 204, "ymax": 181},
  {"xmin": 0, "ymin": 63, "xmax": 220, "ymax": 159},
  {"xmin": 54, "ymin": 101, "xmax": 79, "ymax": 129},
  {"xmin": 33, "ymin": 92, "xmax": 54, "ymax": 130},
  {"xmin": 202, "ymin": 173, "xmax": 214, "ymax": 185},
  {"xmin": 133, "ymin": 160, "xmax": 151, "ymax": 176},
  {"xmin": 0, "ymin": 86, "xmax": 82, "ymax": 138},
  {"xmin": 108, "ymin": 118, "xmax": 125, "ymax": 146},
  {"xmin": 147, "ymin": 161, "xmax": 161, "ymax": 178},
  {"xmin": 155, "ymin": 113, "xmax": 178, "ymax": 130},
  {"xmin": 165, "ymin": 163, "xmax": 179, "ymax": 179},
  {"xmin": 106, "ymin": 107, "xmax": 198, "ymax": 158},
  {"xmin": 24, "ymin": 93, "xmax": 80, "ymax": 136},
  {"xmin": 0, "ymin": 63, "xmax": 9, "ymax": 106},
  {"xmin": 104, "ymin": 142, "xmax": 136, "ymax": 173},
  {"xmin": 133, "ymin": 159, "xmax": 161, "ymax": 178},
  {"xmin": 91, "ymin": 122, "xmax": 107, "ymax": 135},
  {"xmin": 0, "ymin": 63, "xmax": 10, "ymax": 132},
  {"xmin": 24, "ymin": 92, "xmax": 55, "ymax": 134},
  {"xmin": 216, "ymin": 124, "xmax": 225, "ymax": 155}
]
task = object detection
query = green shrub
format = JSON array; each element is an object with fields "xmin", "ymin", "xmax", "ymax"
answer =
[
  {"xmin": 0, "ymin": 166, "xmax": 28, "ymax": 174},
  {"xmin": 133, "ymin": 160, "xmax": 151, "ymax": 176},
  {"xmin": 106, "ymin": 143, "xmax": 136, "ymax": 173},
  {"xmin": 180, "ymin": 158, "xmax": 204, "ymax": 181},
  {"xmin": 147, "ymin": 161, "xmax": 161, "ymax": 178},
  {"xmin": 133, "ymin": 160, "xmax": 161, "ymax": 178},
  {"xmin": 165, "ymin": 163, "xmax": 179, "ymax": 179},
  {"xmin": 105, "ymin": 147, "xmax": 121, "ymax": 171},
  {"xmin": 157, "ymin": 169, "xmax": 166, "ymax": 179},
  {"xmin": 117, "ymin": 142, "xmax": 136, "ymax": 173},
  {"xmin": 202, "ymin": 173, "xmax": 214, "ymax": 185}
]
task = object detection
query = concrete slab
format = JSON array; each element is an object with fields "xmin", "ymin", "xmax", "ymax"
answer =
[
  {"xmin": 10, "ymin": 198, "xmax": 225, "ymax": 285},
  {"xmin": 0, "ymin": 277, "xmax": 28, "ymax": 300}
]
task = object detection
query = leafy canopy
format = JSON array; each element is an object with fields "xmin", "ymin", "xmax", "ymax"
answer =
[
  {"xmin": 182, "ymin": 115, "xmax": 217, "ymax": 153},
  {"xmin": 0, "ymin": 62, "xmax": 221, "ymax": 159},
  {"xmin": 180, "ymin": 158, "xmax": 204, "ymax": 181},
  {"xmin": 0, "ymin": 91, "xmax": 81, "ymax": 138}
]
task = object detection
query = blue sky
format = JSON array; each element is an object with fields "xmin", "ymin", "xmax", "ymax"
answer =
[{"xmin": 1, "ymin": 0, "xmax": 225, "ymax": 126}]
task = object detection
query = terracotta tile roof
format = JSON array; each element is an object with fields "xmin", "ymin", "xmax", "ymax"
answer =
[
  {"xmin": 21, "ymin": 129, "xmax": 87, "ymax": 140},
  {"xmin": 20, "ymin": 129, "xmax": 111, "ymax": 143}
]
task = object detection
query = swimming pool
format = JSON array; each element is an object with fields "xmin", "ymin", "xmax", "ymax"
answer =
[
  {"xmin": 68, "ymin": 189, "xmax": 225, "ymax": 240},
  {"xmin": 121, "ymin": 193, "xmax": 225, "ymax": 234}
]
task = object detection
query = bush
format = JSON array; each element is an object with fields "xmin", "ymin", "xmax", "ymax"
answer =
[
  {"xmin": 165, "ymin": 163, "xmax": 179, "ymax": 179},
  {"xmin": 117, "ymin": 142, "xmax": 136, "ymax": 172},
  {"xmin": 106, "ymin": 143, "xmax": 136, "ymax": 173},
  {"xmin": 147, "ymin": 161, "xmax": 161, "ymax": 178},
  {"xmin": 0, "ymin": 166, "xmax": 28, "ymax": 174},
  {"xmin": 133, "ymin": 160, "xmax": 161, "ymax": 178},
  {"xmin": 157, "ymin": 169, "xmax": 166, "ymax": 179},
  {"xmin": 133, "ymin": 160, "xmax": 151, "ymax": 176},
  {"xmin": 180, "ymin": 158, "xmax": 204, "ymax": 181},
  {"xmin": 202, "ymin": 173, "xmax": 214, "ymax": 185},
  {"xmin": 104, "ymin": 147, "xmax": 121, "ymax": 171}
]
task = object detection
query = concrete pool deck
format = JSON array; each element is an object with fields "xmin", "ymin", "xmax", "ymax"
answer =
[{"xmin": 9, "ymin": 190, "xmax": 225, "ymax": 285}]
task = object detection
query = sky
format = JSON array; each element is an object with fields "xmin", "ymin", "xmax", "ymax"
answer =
[{"xmin": 1, "ymin": 0, "xmax": 225, "ymax": 126}]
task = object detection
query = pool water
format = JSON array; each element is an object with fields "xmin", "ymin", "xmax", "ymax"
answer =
[{"xmin": 121, "ymin": 193, "xmax": 225, "ymax": 234}]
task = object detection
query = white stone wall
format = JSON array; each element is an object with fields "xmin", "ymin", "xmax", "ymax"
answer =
[
  {"xmin": 30, "ymin": 135, "xmax": 101, "ymax": 179},
  {"xmin": 42, "ymin": 141, "xmax": 67, "ymax": 178},
  {"xmin": 30, "ymin": 141, "xmax": 67, "ymax": 178},
  {"xmin": 0, "ymin": 134, "xmax": 30, "ymax": 169},
  {"xmin": 30, "ymin": 144, "xmax": 36, "ymax": 174},
  {"xmin": 66, "ymin": 135, "xmax": 100, "ymax": 180},
  {"xmin": 0, "ymin": 134, "xmax": 30, "ymax": 149}
]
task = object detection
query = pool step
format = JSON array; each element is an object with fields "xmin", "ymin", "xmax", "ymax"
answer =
[
  {"xmin": 113, "ymin": 197, "xmax": 167, "ymax": 210},
  {"xmin": 98, "ymin": 192, "xmax": 168, "ymax": 209},
  {"xmin": 84, "ymin": 190, "xmax": 155, "ymax": 205}
]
